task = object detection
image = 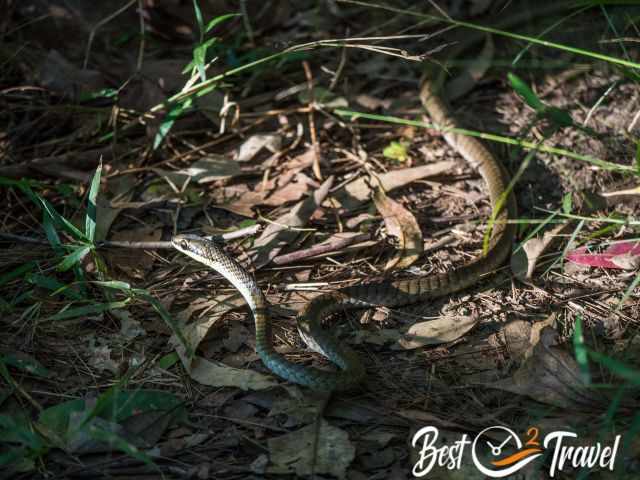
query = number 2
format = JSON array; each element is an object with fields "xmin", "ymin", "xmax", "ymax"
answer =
[{"xmin": 525, "ymin": 427, "xmax": 540, "ymax": 447}]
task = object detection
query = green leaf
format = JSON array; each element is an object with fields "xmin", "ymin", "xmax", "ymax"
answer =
[
  {"xmin": 26, "ymin": 274, "xmax": 83, "ymax": 300},
  {"xmin": 0, "ymin": 415, "xmax": 45, "ymax": 450},
  {"xmin": 587, "ymin": 349, "xmax": 640, "ymax": 385},
  {"xmin": 0, "ymin": 262, "xmax": 36, "ymax": 287},
  {"xmin": 158, "ymin": 353, "xmax": 179, "ymax": 369},
  {"xmin": 382, "ymin": 140, "xmax": 409, "ymax": 162},
  {"xmin": 85, "ymin": 161, "xmax": 102, "ymax": 242},
  {"xmin": 636, "ymin": 141, "xmax": 640, "ymax": 174},
  {"xmin": 192, "ymin": 0, "xmax": 204, "ymax": 39},
  {"xmin": 192, "ymin": 38, "xmax": 218, "ymax": 81},
  {"xmin": 1, "ymin": 353, "xmax": 50, "ymax": 377},
  {"xmin": 205, "ymin": 13, "xmax": 239, "ymax": 33},
  {"xmin": 0, "ymin": 446, "xmax": 30, "ymax": 469},
  {"xmin": 37, "ymin": 399, "xmax": 85, "ymax": 438},
  {"xmin": 153, "ymin": 98, "xmax": 193, "ymax": 150},
  {"xmin": 39, "ymin": 197, "xmax": 88, "ymax": 242},
  {"xmin": 508, "ymin": 72, "xmax": 544, "ymax": 111},
  {"xmin": 562, "ymin": 192, "xmax": 572, "ymax": 214},
  {"xmin": 87, "ymin": 424, "xmax": 156, "ymax": 467},
  {"xmin": 42, "ymin": 210, "xmax": 63, "ymax": 255},
  {"xmin": 77, "ymin": 88, "xmax": 118, "ymax": 102},
  {"xmin": 546, "ymin": 106, "xmax": 574, "ymax": 129},
  {"xmin": 45, "ymin": 300, "xmax": 129, "ymax": 321},
  {"xmin": 572, "ymin": 315, "xmax": 590, "ymax": 385},
  {"xmin": 57, "ymin": 245, "xmax": 92, "ymax": 272},
  {"xmin": 94, "ymin": 280, "xmax": 133, "ymax": 292}
]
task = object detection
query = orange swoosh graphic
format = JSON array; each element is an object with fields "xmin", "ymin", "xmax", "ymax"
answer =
[{"xmin": 491, "ymin": 448, "xmax": 543, "ymax": 467}]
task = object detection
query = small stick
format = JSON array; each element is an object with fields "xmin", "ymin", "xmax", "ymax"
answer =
[
  {"xmin": 0, "ymin": 224, "xmax": 262, "ymax": 250},
  {"xmin": 272, "ymin": 233, "xmax": 371, "ymax": 265},
  {"xmin": 302, "ymin": 61, "xmax": 323, "ymax": 181}
]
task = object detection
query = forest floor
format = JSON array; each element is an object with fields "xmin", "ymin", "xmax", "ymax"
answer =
[{"xmin": 1, "ymin": 1, "xmax": 639, "ymax": 478}]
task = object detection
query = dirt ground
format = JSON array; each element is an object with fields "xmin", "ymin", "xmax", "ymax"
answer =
[{"xmin": 1, "ymin": 1, "xmax": 639, "ymax": 478}]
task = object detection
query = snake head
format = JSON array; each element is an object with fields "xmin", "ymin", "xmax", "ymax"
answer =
[{"xmin": 171, "ymin": 234, "xmax": 226, "ymax": 263}]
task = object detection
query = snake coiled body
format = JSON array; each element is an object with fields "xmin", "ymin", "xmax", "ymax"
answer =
[{"xmin": 172, "ymin": 77, "xmax": 517, "ymax": 391}]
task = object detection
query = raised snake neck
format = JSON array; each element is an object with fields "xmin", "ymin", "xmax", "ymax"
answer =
[{"xmin": 171, "ymin": 75, "xmax": 518, "ymax": 391}]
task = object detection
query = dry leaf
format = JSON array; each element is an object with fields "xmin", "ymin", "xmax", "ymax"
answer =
[
  {"xmin": 333, "ymin": 161, "xmax": 455, "ymax": 210},
  {"xmin": 263, "ymin": 174, "xmax": 315, "ymax": 206},
  {"xmin": 176, "ymin": 156, "xmax": 242, "ymax": 183},
  {"xmin": 95, "ymin": 171, "xmax": 136, "ymax": 242},
  {"xmin": 108, "ymin": 226, "xmax": 162, "ymax": 278},
  {"xmin": 490, "ymin": 326, "xmax": 597, "ymax": 408},
  {"xmin": 169, "ymin": 293, "xmax": 277, "ymax": 390},
  {"xmin": 373, "ymin": 187, "xmax": 423, "ymax": 270},
  {"xmin": 35, "ymin": 50, "xmax": 106, "ymax": 99},
  {"xmin": 250, "ymin": 176, "xmax": 333, "ymax": 268},
  {"xmin": 511, "ymin": 222, "xmax": 567, "ymax": 281},
  {"xmin": 355, "ymin": 94, "xmax": 392, "ymax": 110},
  {"xmin": 267, "ymin": 420, "xmax": 355, "ymax": 478},
  {"xmin": 397, "ymin": 316, "xmax": 478, "ymax": 350},
  {"xmin": 237, "ymin": 134, "xmax": 282, "ymax": 162}
]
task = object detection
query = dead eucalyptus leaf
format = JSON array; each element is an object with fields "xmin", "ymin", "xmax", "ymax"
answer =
[
  {"xmin": 267, "ymin": 420, "xmax": 354, "ymax": 478},
  {"xmin": 397, "ymin": 315, "xmax": 477, "ymax": 350},
  {"xmin": 511, "ymin": 223, "xmax": 567, "ymax": 281},
  {"xmin": 108, "ymin": 226, "xmax": 162, "ymax": 278},
  {"xmin": 263, "ymin": 173, "xmax": 316, "ymax": 206},
  {"xmin": 373, "ymin": 187, "xmax": 423, "ymax": 270},
  {"xmin": 169, "ymin": 293, "xmax": 277, "ymax": 390},
  {"xmin": 490, "ymin": 326, "xmax": 597, "ymax": 408},
  {"xmin": 333, "ymin": 161, "xmax": 455, "ymax": 210},
  {"xmin": 250, "ymin": 176, "xmax": 333, "ymax": 269},
  {"xmin": 177, "ymin": 156, "xmax": 242, "ymax": 183},
  {"xmin": 237, "ymin": 134, "xmax": 281, "ymax": 162},
  {"xmin": 95, "ymin": 171, "xmax": 136, "ymax": 242}
]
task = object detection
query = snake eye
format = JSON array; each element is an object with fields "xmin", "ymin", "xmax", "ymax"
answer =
[{"xmin": 180, "ymin": 239, "xmax": 189, "ymax": 250}]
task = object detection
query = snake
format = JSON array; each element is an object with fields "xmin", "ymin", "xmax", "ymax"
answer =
[{"xmin": 171, "ymin": 73, "xmax": 518, "ymax": 390}]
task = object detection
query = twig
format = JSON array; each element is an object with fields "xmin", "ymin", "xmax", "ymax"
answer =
[
  {"xmin": 84, "ymin": 0, "xmax": 137, "ymax": 69},
  {"xmin": 0, "ymin": 224, "xmax": 261, "ymax": 250},
  {"xmin": 272, "ymin": 233, "xmax": 371, "ymax": 265},
  {"xmin": 302, "ymin": 61, "xmax": 323, "ymax": 181}
]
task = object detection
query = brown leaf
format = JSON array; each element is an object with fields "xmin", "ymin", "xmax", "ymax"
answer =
[
  {"xmin": 107, "ymin": 227, "xmax": 162, "ymax": 279},
  {"xmin": 333, "ymin": 161, "xmax": 455, "ymax": 210},
  {"xmin": 175, "ymin": 155, "xmax": 242, "ymax": 183},
  {"xmin": 267, "ymin": 420, "xmax": 355, "ymax": 478},
  {"xmin": 262, "ymin": 173, "xmax": 315, "ymax": 206},
  {"xmin": 35, "ymin": 50, "xmax": 106, "ymax": 100},
  {"xmin": 490, "ymin": 326, "xmax": 598, "ymax": 408},
  {"xmin": 236, "ymin": 134, "xmax": 282, "ymax": 162},
  {"xmin": 249, "ymin": 176, "xmax": 334, "ymax": 268},
  {"xmin": 510, "ymin": 222, "xmax": 567, "ymax": 281},
  {"xmin": 169, "ymin": 293, "xmax": 277, "ymax": 390},
  {"xmin": 373, "ymin": 187, "xmax": 423, "ymax": 270},
  {"xmin": 397, "ymin": 316, "xmax": 478, "ymax": 350}
]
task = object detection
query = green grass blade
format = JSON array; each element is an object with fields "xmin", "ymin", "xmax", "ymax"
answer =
[
  {"xmin": 153, "ymin": 98, "xmax": 193, "ymax": 150},
  {"xmin": 587, "ymin": 350, "xmax": 640, "ymax": 385},
  {"xmin": 85, "ymin": 161, "xmax": 102, "ymax": 243},
  {"xmin": 0, "ymin": 262, "xmax": 36, "ymax": 287},
  {"xmin": 573, "ymin": 315, "xmax": 591, "ymax": 385},
  {"xmin": 57, "ymin": 245, "xmax": 92, "ymax": 272},
  {"xmin": 45, "ymin": 300, "xmax": 129, "ymax": 321},
  {"xmin": 508, "ymin": 72, "xmax": 544, "ymax": 111},
  {"xmin": 334, "ymin": 109, "xmax": 633, "ymax": 172},
  {"xmin": 205, "ymin": 13, "xmax": 239, "ymax": 33}
]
